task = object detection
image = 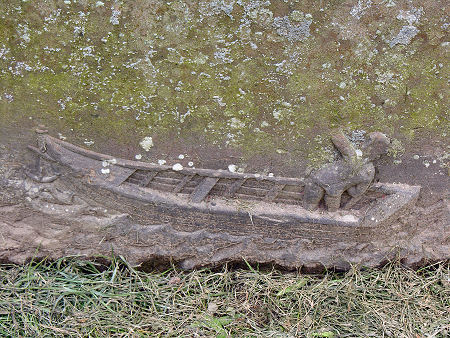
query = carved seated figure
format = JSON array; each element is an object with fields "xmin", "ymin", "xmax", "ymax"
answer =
[{"xmin": 303, "ymin": 131, "xmax": 390, "ymax": 212}]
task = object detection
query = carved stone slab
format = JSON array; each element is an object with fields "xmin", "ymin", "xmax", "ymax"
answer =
[{"xmin": 1, "ymin": 133, "xmax": 447, "ymax": 271}]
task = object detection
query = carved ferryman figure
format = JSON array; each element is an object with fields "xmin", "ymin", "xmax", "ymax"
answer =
[{"xmin": 303, "ymin": 130, "xmax": 390, "ymax": 212}]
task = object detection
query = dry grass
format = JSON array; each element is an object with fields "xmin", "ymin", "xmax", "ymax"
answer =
[{"xmin": 0, "ymin": 257, "xmax": 448, "ymax": 337}]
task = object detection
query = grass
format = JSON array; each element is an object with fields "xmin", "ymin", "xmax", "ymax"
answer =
[{"xmin": 0, "ymin": 257, "xmax": 448, "ymax": 337}]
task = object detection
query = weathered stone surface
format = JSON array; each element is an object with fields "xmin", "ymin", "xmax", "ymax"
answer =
[
  {"xmin": 0, "ymin": 173, "xmax": 448, "ymax": 270},
  {"xmin": 0, "ymin": 0, "xmax": 448, "ymax": 269},
  {"xmin": 0, "ymin": 129, "xmax": 448, "ymax": 270},
  {"xmin": 0, "ymin": 0, "xmax": 447, "ymax": 171},
  {"xmin": 304, "ymin": 130, "xmax": 390, "ymax": 211}
]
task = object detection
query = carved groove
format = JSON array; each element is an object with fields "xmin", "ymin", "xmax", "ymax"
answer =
[
  {"xmin": 173, "ymin": 174, "xmax": 195, "ymax": 193},
  {"xmin": 264, "ymin": 184, "xmax": 286, "ymax": 202}
]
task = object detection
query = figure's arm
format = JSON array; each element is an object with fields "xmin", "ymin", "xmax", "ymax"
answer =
[
  {"xmin": 330, "ymin": 130, "xmax": 357, "ymax": 162},
  {"xmin": 347, "ymin": 182, "xmax": 371, "ymax": 197},
  {"xmin": 344, "ymin": 182, "xmax": 371, "ymax": 210}
]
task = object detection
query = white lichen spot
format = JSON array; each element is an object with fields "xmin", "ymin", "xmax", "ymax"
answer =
[
  {"xmin": 101, "ymin": 168, "xmax": 110, "ymax": 174},
  {"xmin": 17, "ymin": 24, "xmax": 31, "ymax": 44},
  {"xmin": 290, "ymin": 10, "xmax": 305, "ymax": 22},
  {"xmin": 100, "ymin": 159, "xmax": 117, "ymax": 168},
  {"xmin": 268, "ymin": 173, "xmax": 274, "ymax": 177},
  {"xmin": 272, "ymin": 16, "xmax": 311, "ymax": 42},
  {"xmin": 273, "ymin": 110, "xmax": 282, "ymax": 120},
  {"xmin": 199, "ymin": 0, "xmax": 235, "ymax": 19},
  {"xmin": 0, "ymin": 47, "xmax": 10, "ymax": 60},
  {"xmin": 247, "ymin": 7, "xmax": 273, "ymax": 26},
  {"xmin": 140, "ymin": 137, "xmax": 153, "ymax": 151},
  {"xmin": 338, "ymin": 82, "xmax": 347, "ymax": 89},
  {"xmin": 73, "ymin": 26, "xmax": 85, "ymax": 37},
  {"xmin": 178, "ymin": 154, "xmax": 185, "ymax": 159},
  {"xmin": 167, "ymin": 47, "xmax": 185, "ymax": 64},
  {"xmin": 350, "ymin": 0, "xmax": 372, "ymax": 20},
  {"xmin": 213, "ymin": 96, "xmax": 226, "ymax": 107},
  {"xmin": 355, "ymin": 149, "xmax": 363, "ymax": 157},
  {"xmin": 384, "ymin": 0, "xmax": 396, "ymax": 7},
  {"xmin": 397, "ymin": 8, "xmax": 422, "ymax": 25},
  {"xmin": 261, "ymin": 121, "xmax": 269, "ymax": 127},
  {"xmin": 95, "ymin": 1, "xmax": 104, "ymax": 7},
  {"xmin": 82, "ymin": 46, "xmax": 95, "ymax": 57},
  {"xmin": 188, "ymin": 161, "xmax": 194, "ymax": 167},
  {"xmin": 135, "ymin": 154, "xmax": 142, "ymax": 160},
  {"xmin": 228, "ymin": 164, "xmax": 237, "ymax": 173},
  {"xmin": 192, "ymin": 53, "xmax": 209, "ymax": 65},
  {"xmin": 158, "ymin": 159, "xmax": 166, "ymax": 165},
  {"xmin": 229, "ymin": 117, "xmax": 245, "ymax": 129},
  {"xmin": 214, "ymin": 48, "xmax": 233, "ymax": 64},
  {"xmin": 3, "ymin": 93, "xmax": 14, "ymax": 102},
  {"xmin": 110, "ymin": 7, "xmax": 121, "ymax": 25},
  {"xmin": 172, "ymin": 163, "xmax": 183, "ymax": 171},
  {"xmin": 376, "ymin": 70, "xmax": 395, "ymax": 84},
  {"xmin": 413, "ymin": 154, "xmax": 420, "ymax": 160},
  {"xmin": 389, "ymin": 26, "xmax": 419, "ymax": 47}
]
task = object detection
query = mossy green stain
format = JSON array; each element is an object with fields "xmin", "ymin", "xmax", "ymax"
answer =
[{"xmin": 0, "ymin": 0, "xmax": 447, "ymax": 164}]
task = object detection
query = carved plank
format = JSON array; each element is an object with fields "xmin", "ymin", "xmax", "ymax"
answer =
[
  {"xmin": 173, "ymin": 174, "xmax": 195, "ymax": 193},
  {"xmin": 110, "ymin": 168, "xmax": 137, "ymax": 187},
  {"xmin": 264, "ymin": 184, "xmax": 286, "ymax": 202},
  {"xmin": 190, "ymin": 177, "xmax": 219, "ymax": 203},
  {"xmin": 226, "ymin": 179, "xmax": 246, "ymax": 197},
  {"xmin": 140, "ymin": 171, "xmax": 158, "ymax": 187}
]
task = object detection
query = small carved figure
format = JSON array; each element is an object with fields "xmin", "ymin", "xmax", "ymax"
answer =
[{"xmin": 303, "ymin": 130, "xmax": 390, "ymax": 212}]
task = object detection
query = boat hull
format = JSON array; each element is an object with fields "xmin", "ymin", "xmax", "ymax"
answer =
[{"xmin": 27, "ymin": 135, "xmax": 421, "ymax": 246}]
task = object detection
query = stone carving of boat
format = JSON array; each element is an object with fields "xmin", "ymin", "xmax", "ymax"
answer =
[{"xmin": 27, "ymin": 131, "xmax": 421, "ymax": 244}]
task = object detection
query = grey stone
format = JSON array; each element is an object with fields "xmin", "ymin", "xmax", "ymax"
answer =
[{"xmin": 304, "ymin": 131, "xmax": 390, "ymax": 211}]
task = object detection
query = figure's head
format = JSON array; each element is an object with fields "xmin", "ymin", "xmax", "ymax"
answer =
[{"xmin": 363, "ymin": 132, "xmax": 390, "ymax": 161}]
